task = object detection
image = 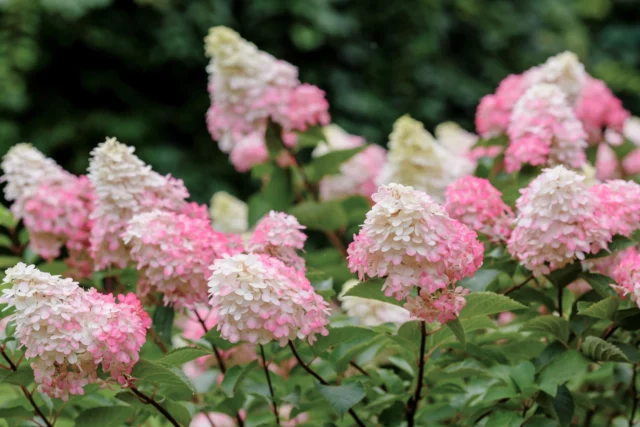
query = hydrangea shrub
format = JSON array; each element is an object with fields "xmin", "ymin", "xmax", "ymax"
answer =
[{"xmin": 2, "ymin": 28, "xmax": 640, "ymax": 427}]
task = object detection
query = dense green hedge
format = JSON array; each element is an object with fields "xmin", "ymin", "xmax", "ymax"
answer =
[{"xmin": 1, "ymin": 0, "xmax": 639, "ymax": 202}]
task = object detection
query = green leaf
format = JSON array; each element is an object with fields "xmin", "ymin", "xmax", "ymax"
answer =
[
  {"xmin": 316, "ymin": 382, "xmax": 366, "ymax": 418},
  {"xmin": 130, "ymin": 359, "xmax": 194, "ymax": 400},
  {"xmin": 342, "ymin": 279, "xmax": 403, "ymax": 307},
  {"xmin": 263, "ymin": 167, "xmax": 294, "ymax": 212},
  {"xmin": 616, "ymin": 308, "xmax": 640, "ymax": 331},
  {"xmin": 537, "ymin": 350, "xmax": 589, "ymax": 397},
  {"xmin": 36, "ymin": 261, "xmax": 68, "ymax": 275},
  {"xmin": 304, "ymin": 146, "xmax": 366, "ymax": 182},
  {"xmin": 509, "ymin": 360, "xmax": 536, "ymax": 395},
  {"xmin": 553, "ymin": 385, "xmax": 575, "ymax": 427},
  {"xmin": 0, "ymin": 234, "xmax": 13, "ymax": 248},
  {"xmin": 340, "ymin": 195, "xmax": 370, "ymax": 226},
  {"xmin": 160, "ymin": 347, "xmax": 212, "ymax": 366},
  {"xmin": 394, "ymin": 320, "xmax": 423, "ymax": 350},
  {"xmin": 0, "ymin": 256, "xmax": 21, "ymax": 269},
  {"xmin": 427, "ymin": 317, "xmax": 495, "ymax": 349},
  {"xmin": 288, "ymin": 200, "xmax": 348, "ymax": 231},
  {"xmin": 294, "ymin": 126, "xmax": 325, "ymax": 150},
  {"xmin": 547, "ymin": 262, "xmax": 582, "ymax": 289},
  {"xmin": 152, "ymin": 304, "xmax": 174, "ymax": 347},
  {"xmin": 0, "ymin": 205, "xmax": 17, "ymax": 229},
  {"xmin": 313, "ymin": 326, "xmax": 377, "ymax": 354},
  {"xmin": 221, "ymin": 360, "xmax": 258, "ymax": 398},
  {"xmin": 579, "ymin": 273, "xmax": 618, "ymax": 298},
  {"xmin": 446, "ymin": 318, "xmax": 466, "ymax": 347},
  {"xmin": 521, "ymin": 316, "xmax": 570, "ymax": 343},
  {"xmin": 203, "ymin": 327, "xmax": 236, "ymax": 350},
  {"xmin": 459, "ymin": 292, "xmax": 526, "ymax": 318},
  {"xmin": 484, "ymin": 411, "xmax": 524, "ymax": 427},
  {"xmin": 459, "ymin": 269, "xmax": 501, "ymax": 292},
  {"xmin": 2, "ymin": 365, "xmax": 34, "ymax": 385},
  {"xmin": 578, "ymin": 296, "xmax": 619, "ymax": 320},
  {"xmin": 247, "ymin": 194, "xmax": 272, "ymax": 228},
  {"xmin": 0, "ymin": 406, "xmax": 32, "ymax": 419},
  {"xmin": 75, "ymin": 407, "xmax": 134, "ymax": 427},
  {"xmin": 161, "ymin": 397, "xmax": 193, "ymax": 426},
  {"xmin": 581, "ymin": 336, "xmax": 630, "ymax": 363}
]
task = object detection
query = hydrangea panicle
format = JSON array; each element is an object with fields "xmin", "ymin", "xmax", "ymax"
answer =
[
  {"xmin": 204, "ymin": 26, "xmax": 329, "ymax": 171},
  {"xmin": 347, "ymin": 184, "xmax": 483, "ymax": 323},
  {"xmin": 88, "ymin": 137, "xmax": 192, "ymax": 269},
  {"xmin": 1, "ymin": 144, "xmax": 95, "ymax": 277},
  {"xmin": 590, "ymin": 180, "xmax": 640, "ymax": 238},
  {"xmin": 208, "ymin": 253, "xmax": 330, "ymax": 346},
  {"xmin": 445, "ymin": 176, "xmax": 514, "ymax": 242},
  {"xmin": 247, "ymin": 211, "xmax": 307, "ymax": 271},
  {"xmin": 377, "ymin": 116, "xmax": 474, "ymax": 203},
  {"xmin": 508, "ymin": 166, "xmax": 611, "ymax": 275},
  {"xmin": 210, "ymin": 191, "xmax": 249, "ymax": 233},
  {"xmin": 2, "ymin": 263, "xmax": 150, "ymax": 400},
  {"xmin": 124, "ymin": 210, "xmax": 244, "ymax": 307},
  {"xmin": 434, "ymin": 122, "xmax": 479, "ymax": 157},
  {"xmin": 505, "ymin": 84, "xmax": 587, "ymax": 173},
  {"xmin": 611, "ymin": 249, "xmax": 640, "ymax": 305},
  {"xmin": 575, "ymin": 76, "xmax": 630, "ymax": 143}
]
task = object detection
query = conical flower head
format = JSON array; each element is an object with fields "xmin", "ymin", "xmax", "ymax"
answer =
[
  {"xmin": 505, "ymin": 84, "xmax": 587, "ymax": 173},
  {"xmin": 2, "ymin": 144, "xmax": 95, "ymax": 277},
  {"xmin": 124, "ymin": 210, "xmax": 244, "ymax": 307},
  {"xmin": 88, "ymin": 137, "xmax": 190, "ymax": 269},
  {"xmin": 2, "ymin": 263, "xmax": 150, "ymax": 400},
  {"xmin": 247, "ymin": 211, "xmax": 307, "ymax": 271},
  {"xmin": 508, "ymin": 166, "xmax": 611, "ymax": 275},
  {"xmin": 445, "ymin": 176, "xmax": 514, "ymax": 242},
  {"xmin": 590, "ymin": 179, "xmax": 640, "ymax": 238},
  {"xmin": 525, "ymin": 51, "xmax": 586, "ymax": 105},
  {"xmin": 204, "ymin": 26, "xmax": 329, "ymax": 171},
  {"xmin": 347, "ymin": 183, "xmax": 483, "ymax": 302},
  {"xmin": 377, "ymin": 116, "xmax": 473, "ymax": 202},
  {"xmin": 1, "ymin": 143, "xmax": 73, "ymax": 216},
  {"xmin": 208, "ymin": 253, "xmax": 330, "ymax": 346}
]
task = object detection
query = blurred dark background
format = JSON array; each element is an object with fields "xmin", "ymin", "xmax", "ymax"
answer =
[{"xmin": 2, "ymin": 0, "xmax": 640, "ymax": 202}]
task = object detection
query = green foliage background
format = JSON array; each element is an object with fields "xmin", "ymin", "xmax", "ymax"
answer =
[{"xmin": 2, "ymin": 0, "xmax": 639, "ymax": 202}]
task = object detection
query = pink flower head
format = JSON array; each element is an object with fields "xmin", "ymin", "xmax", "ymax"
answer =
[
  {"xmin": 229, "ymin": 132, "xmax": 269, "ymax": 172},
  {"xmin": 623, "ymin": 148, "xmax": 640, "ymax": 176},
  {"xmin": 268, "ymin": 84, "xmax": 331, "ymax": 133},
  {"xmin": 347, "ymin": 184, "xmax": 483, "ymax": 323},
  {"xmin": 208, "ymin": 253, "xmax": 330, "ymax": 346},
  {"xmin": 611, "ymin": 248, "xmax": 640, "ymax": 304},
  {"xmin": 475, "ymin": 74, "xmax": 528, "ymax": 137},
  {"xmin": 590, "ymin": 180, "xmax": 640, "ymax": 238},
  {"xmin": 445, "ymin": 176, "xmax": 514, "ymax": 242},
  {"xmin": 505, "ymin": 84, "xmax": 587, "ymax": 173},
  {"xmin": 123, "ymin": 210, "xmax": 244, "ymax": 308},
  {"xmin": 2, "ymin": 264, "xmax": 150, "ymax": 400},
  {"xmin": 204, "ymin": 27, "xmax": 330, "ymax": 171},
  {"xmin": 1, "ymin": 144, "xmax": 96, "ymax": 277},
  {"xmin": 508, "ymin": 166, "xmax": 611, "ymax": 276},
  {"xmin": 575, "ymin": 76, "xmax": 630, "ymax": 143},
  {"xmin": 88, "ymin": 137, "xmax": 193, "ymax": 270},
  {"xmin": 595, "ymin": 143, "xmax": 620, "ymax": 181},
  {"xmin": 247, "ymin": 211, "xmax": 307, "ymax": 271},
  {"xmin": 314, "ymin": 125, "xmax": 386, "ymax": 201}
]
